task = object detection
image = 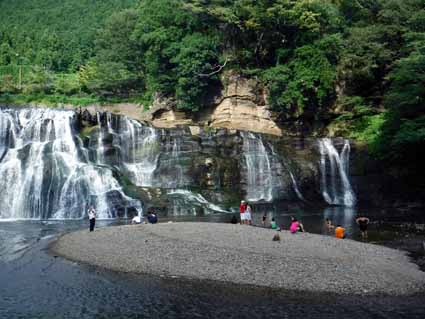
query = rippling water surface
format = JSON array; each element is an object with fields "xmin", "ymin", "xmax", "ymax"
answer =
[{"xmin": 0, "ymin": 210, "xmax": 424, "ymax": 319}]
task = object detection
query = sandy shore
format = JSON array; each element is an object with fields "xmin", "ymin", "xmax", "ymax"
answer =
[{"xmin": 51, "ymin": 222, "xmax": 425, "ymax": 295}]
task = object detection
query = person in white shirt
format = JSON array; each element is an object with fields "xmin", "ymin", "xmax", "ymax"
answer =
[
  {"xmin": 131, "ymin": 215, "xmax": 142, "ymax": 224},
  {"xmin": 88, "ymin": 206, "xmax": 96, "ymax": 232},
  {"xmin": 245, "ymin": 203, "xmax": 252, "ymax": 225}
]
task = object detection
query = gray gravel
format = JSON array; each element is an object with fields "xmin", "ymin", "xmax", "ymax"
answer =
[{"xmin": 51, "ymin": 222, "xmax": 425, "ymax": 295}]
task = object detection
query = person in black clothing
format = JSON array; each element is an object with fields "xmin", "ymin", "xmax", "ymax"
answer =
[
  {"xmin": 262, "ymin": 213, "xmax": 267, "ymax": 227},
  {"xmin": 88, "ymin": 206, "xmax": 96, "ymax": 232},
  {"xmin": 356, "ymin": 216, "xmax": 370, "ymax": 239},
  {"xmin": 147, "ymin": 210, "xmax": 158, "ymax": 224},
  {"xmin": 230, "ymin": 215, "xmax": 238, "ymax": 224}
]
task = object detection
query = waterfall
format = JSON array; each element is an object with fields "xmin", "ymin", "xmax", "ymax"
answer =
[
  {"xmin": 171, "ymin": 138, "xmax": 184, "ymax": 188},
  {"xmin": 118, "ymin": 117, "xmax": 160, "ymax": 187},
  {"xmin": 319, "ymin": 138, "xmax": 356, "ymax": 207},
  {"xmin": 0, "ymin": 108, "xmax": 133, "ymax": 220},
  {"xmin": 268, "ymin": 141, "xmax": 304, "ymax": 201},
  {"xmin": 288, "ymin": 170, "xmax": 304, "ymax": 201},
  {"xmin": 96, "ymin": 112, "xmax": 104, "ymax": 164},
  {"xmin": 167, "ymin": 189, "xmax": 228, "ymax": 215},
  {"xmin": 240, "ymin": 131, "xmax": 274, "ymax": 202}
]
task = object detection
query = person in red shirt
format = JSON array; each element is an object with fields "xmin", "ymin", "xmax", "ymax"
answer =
[{"xmin": 239, "ymin": 200, "xmax": 247, "ymax": 224}]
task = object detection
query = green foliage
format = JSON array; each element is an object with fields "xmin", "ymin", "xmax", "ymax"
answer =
[
  {"xmin": 348, "ymin": 113, "xmax": 386, "ymax": 151},
  {"xmin": 263, "ymin": 36, "xmax": 339, "ymax": 116},
  {"xmin": 172, "ymin": 33, "xmax": 220, "ymax": 110},
  {"xmin": 376, "ymin": 47, "xmax": 425, "ymax": 162},
  {"xmin": 0, "ymin": 93, "xmax": 100, "ymax": 107},
  {"xmin": 22, "ymin": 66, "xmax": 54, "ymax": 94},
  {"xmin": 53, "ymin": 73, "xmax": 82, "ymax": 95},
  {"xmin": 393, "ymin": 116, "xmax": 425, "ymax": 145},
  {"xmin": 79, "ymin": 61, "xmax": 138, "ymax": 96},
  {"xmin": 0, "ymin": 0, "xmax": 138, "ymax": 71}
]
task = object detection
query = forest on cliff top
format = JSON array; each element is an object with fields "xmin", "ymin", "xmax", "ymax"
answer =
[{"xmin": 0, "ymin": 0, "xmax": 424, "ymax": 192}]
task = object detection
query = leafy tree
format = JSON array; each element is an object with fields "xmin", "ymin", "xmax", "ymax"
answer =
[
  {"xmin": 79, "ymin": 61, "xmax": 136, "ymax": 96},
  {"xmin": 264, "ymin": 35, "xmax": 340, "ymax": 117},
  {"xmin": 172, "ymin": 33, "xmax": 220, "ymax": 110}
]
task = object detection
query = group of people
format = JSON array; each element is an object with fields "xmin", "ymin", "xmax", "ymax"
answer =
[
  {"xmin": 325, "ymin": 216, "xmax": 370, "ymax": 239},
  {"xmin": 89, "ymin": 201, "xmax": 370, "ymax": 240},
  {"xmin": 131, "ymin": 209, "xmax": 158, "ymax": 225},
  {"xmin": 235, "ymin": 200, "xmax": 371, "ymax": 241},
  {"xmin": 239, "ymin": 200, "xmax": 252, "ymax": 225},
  {"xmin": 269, "ymin": 216, "xmax": 305, "ymax": 233},
  {"xmin": 87, "ymin": 206, "xmax": 159, "ymax": 232}
]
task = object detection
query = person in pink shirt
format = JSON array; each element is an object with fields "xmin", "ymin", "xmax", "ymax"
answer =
[{"xmin": 290, "ymin": 217, "xmax": 305, "ymax": 233}]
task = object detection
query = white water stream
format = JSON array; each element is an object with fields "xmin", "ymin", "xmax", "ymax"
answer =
[{"xmin": 319, "ymin": 138, "xmax": 356, "ymax": 207}]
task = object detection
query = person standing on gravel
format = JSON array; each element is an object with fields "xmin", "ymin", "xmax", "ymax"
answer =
[
  {"xmin": 356, "ymin": 216, "xmax": 370, "ymax": 239},
  {"xmin": 88, "ymin": 206, "xmax": 96, "ymax": 232},
  {"xmin": 262, "ymin": 213, "xmax": 267, "ymax": 226},
  {"xmin": 325, "ymin": 218, "xmax": 334, "ymax": 234},
  {"xmin": 239, "ymin": 200, "xmax": 247, "ymax": 224},
  {"xmin": 245, "ymin": 203, "xmax": 252, "ymax": 225}
]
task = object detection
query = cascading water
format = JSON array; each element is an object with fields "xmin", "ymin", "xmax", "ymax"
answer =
[
  {"xmin": 116, "ymin": 117, "xmax": 160, "ymax": 187},
  {"xmin": 240, "ymin": 131, "xmax": 275, "ymax": 202},
  {"xmin": 167, "ymin": 189, "xmax": 228, "ymax": 215},
  {"xmin": 288, "ymin": 169, "xmax": 304, "ymax": 201},
  {"xmin": 0, "ymin": 106, "xmax": 361, "ymax": 220},
  {"xmin": 268, "ymin": 142, "xmax": 304, "ymax": 201},
  {"xmin": 0, "ymin": 108, "xmax": 133, "ymax": 220},
  {"xmin": 319, "ymin": 138, "xmax": 356, "ymax": 207},
  {"xmin": 95, "ymin": 115, "xmax": 225, "ymax": 213},
  {"xmin": 171, "ymin": 139, "xmax": 184, "ymax": 188}
]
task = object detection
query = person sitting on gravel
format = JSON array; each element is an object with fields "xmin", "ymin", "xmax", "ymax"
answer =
[
  {"xmin": 290, "ymin": 217, "xmax": 305, "ymax": 233},
  {"xmin": 147, "ymin": 210, "xmax": 158, "ymax": 224},
  {"xmin": 271, "ymin": 217, "xmax": 277, "ymax": 229},
  {"xmin": 335, "ymin": 225, "xmax": 346, "ymax": 239},
  {"xmin": 230, "ymin": 215, "xmax": 238, "ymax": 224},
  {"xmin": 131, "ymin": 215, "xmax": 143, "ymax": 224}
]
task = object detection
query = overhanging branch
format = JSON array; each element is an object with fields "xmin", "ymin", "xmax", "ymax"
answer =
[{"xmin": 198, "ymin": 58, "xmax": 229, "ymax": 77}]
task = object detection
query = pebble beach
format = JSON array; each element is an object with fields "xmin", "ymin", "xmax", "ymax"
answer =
[{"xmin": 51, "ymin": 222, "xmax": 425, "ymax": 295}]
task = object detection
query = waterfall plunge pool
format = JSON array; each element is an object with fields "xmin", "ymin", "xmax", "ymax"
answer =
[{"xmin": 1, "ymin": 207, "xmax": 424, "ymax": 319}]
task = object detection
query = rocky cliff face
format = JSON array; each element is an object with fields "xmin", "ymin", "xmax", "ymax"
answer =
[
  {"xmin": 1, "ymin": 106, "xmax": 408, "ymax": 221},
  {"xmin": 95, "ymin": 111, "xmax": 423, "ymax": 210},
  {"xmin": 82, "ymin": 112, "xmax": 322, "ymax": 209},
  {"xmin": 139, "ymin": 74, "xmax": 283, "ymax": 136}
]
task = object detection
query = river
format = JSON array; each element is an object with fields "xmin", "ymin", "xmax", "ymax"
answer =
[{"xmin": 1, "ymin": 207, "xmax": 424, "ymax": 319}]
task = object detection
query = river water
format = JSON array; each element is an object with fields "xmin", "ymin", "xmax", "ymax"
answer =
[{"xmin": 1, "ymin": 208, "xmax": 425, "ymax": 319}]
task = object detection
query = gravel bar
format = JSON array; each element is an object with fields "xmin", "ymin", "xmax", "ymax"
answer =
[{"xmin": 51, "ymin": 222, "xmax": 425, "ymax": 295}]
